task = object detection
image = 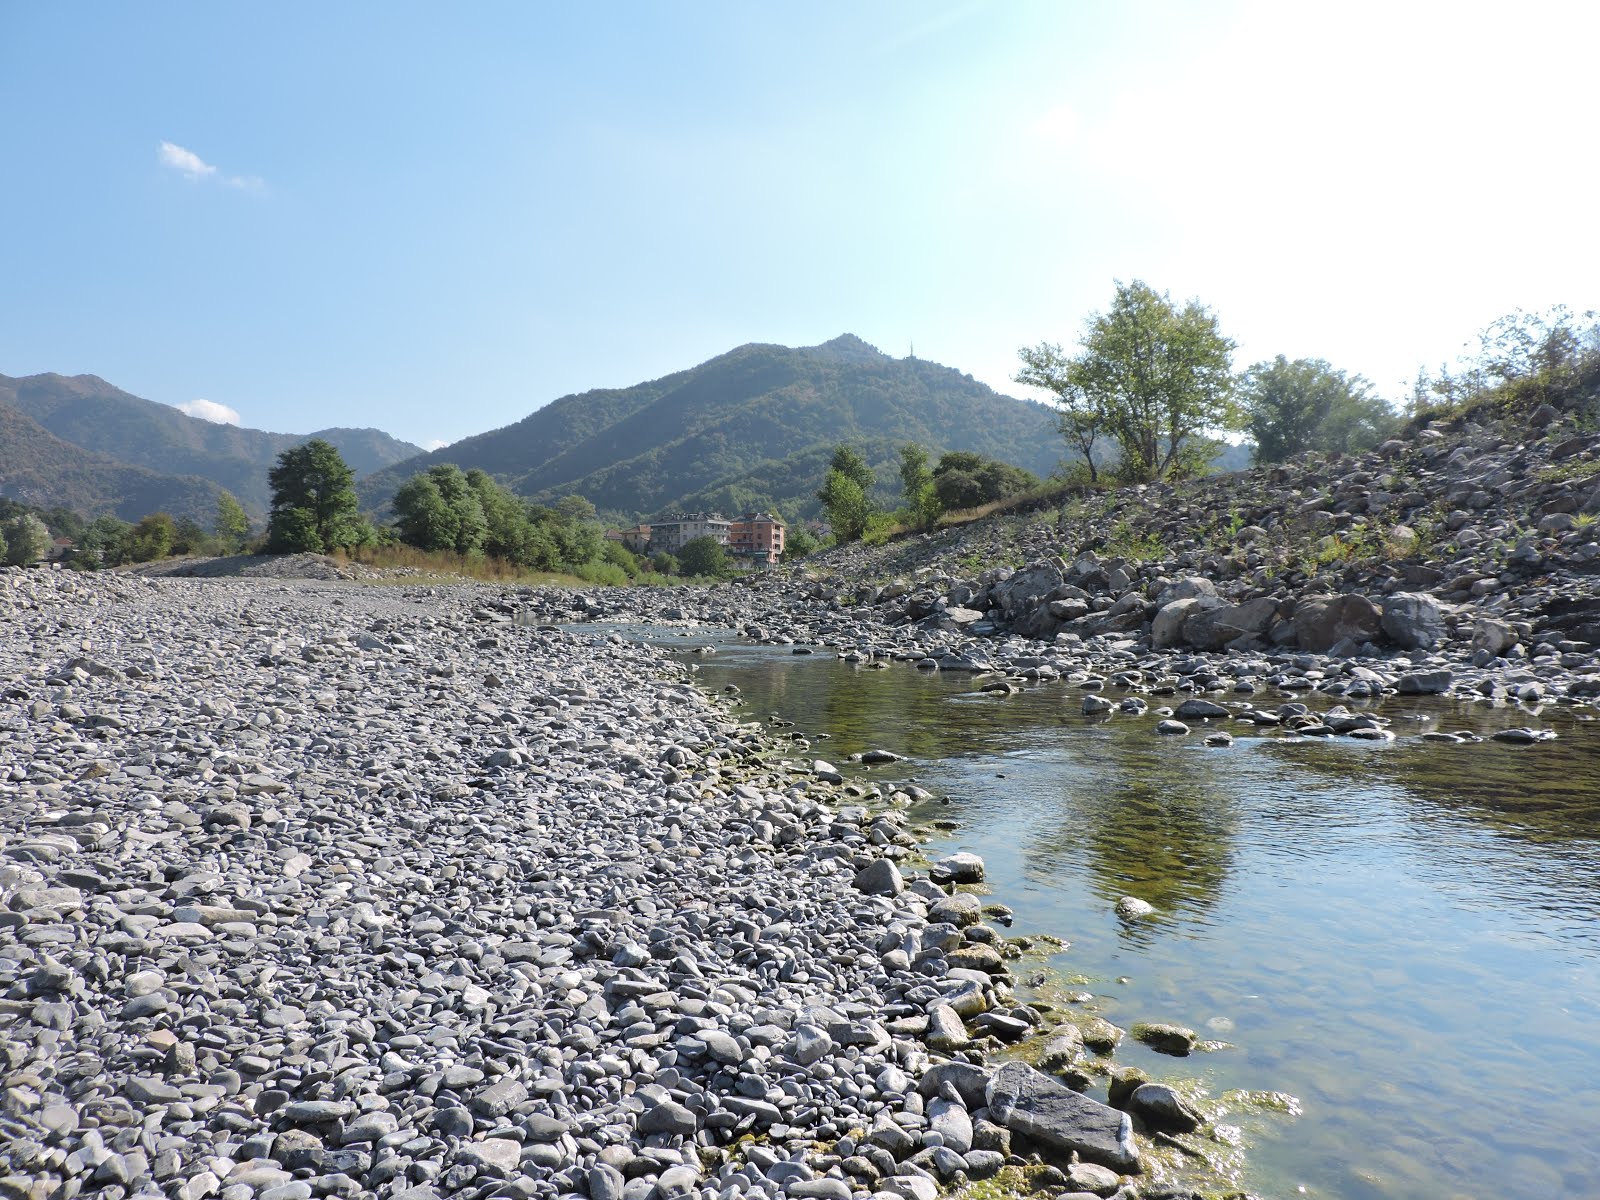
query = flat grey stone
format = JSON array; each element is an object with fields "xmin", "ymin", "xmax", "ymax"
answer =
[
  {"xmin": 470, "ymin": 1078, "xmax": 528, "ymax": 1118},
  {"xmin": 637, "ymin": 1098, "xmax": 696, "ymax": 1137},
  {"xmin": 985, "ymin": 1061, "xmax": 1139, "ymax": 1174},
  {"xmin": 458, "ymin": 1136, "xmax": 522, "ymax": 1177}
]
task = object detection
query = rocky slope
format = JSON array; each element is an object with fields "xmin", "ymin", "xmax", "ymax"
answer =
[{"xmin": 778, "ymin": 400, "xmax": 1600, "ymax": 690}]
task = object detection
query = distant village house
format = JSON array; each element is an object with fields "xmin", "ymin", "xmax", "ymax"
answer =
[{"xmin": 606, "ymin": 511, "xmax": 786, "ymax": 569}]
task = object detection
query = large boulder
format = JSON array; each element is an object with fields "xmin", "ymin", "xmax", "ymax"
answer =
[
  {"xmin": 1381, "ymin": 592, "xmax": 1447, "ymax": 650},
  {"xmin": 984, "ymin": 1061, "xmax": 1140, "ymax": 1174},
  {"xmin": 1151, "ymin": 597, "xmax": 1219, "ymax": 649},
  {"xmin": 1472, "ymin": 616, "xmax": 1518, "ymax": 656},
  {"xmin": 991, "ymin": 562, "xmax": 1066, "ymax": 632},
  {"xmin": 1155, "ymin": 576, "xmax": 1217, "ymax": 607},
  {"xmin": 1182, "ymin": 597, "xmax": 1279, "ymax": 651},
  {"xmin": 1293, "ymin": 594, "xmax": 1383, "ymax": 653}
]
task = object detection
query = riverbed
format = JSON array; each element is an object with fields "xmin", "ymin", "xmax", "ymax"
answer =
[{"xmin": 586, "ymin": 623, "xmax": 1600, "ymax": 1200}]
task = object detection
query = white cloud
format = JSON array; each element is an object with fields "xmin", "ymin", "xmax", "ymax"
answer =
[
  {"xmin": 176, "ymin": 398, "xmax": 242, "ymax": 425},
  {"xmin": 158, "ymin": 140, "xmax": 217, "ymax": 180},
  {"xmin": 158, "ymin": 140, "xmax": 263, "ymax": 190},
  {"xmin": 424, "ymin": 438, "xmax": 449, "ymax": 451}
]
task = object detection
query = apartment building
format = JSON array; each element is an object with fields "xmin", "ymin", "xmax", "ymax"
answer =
[
  {"xmin": 727, "ymin": 511, "xmax": 785, "ymax": 567},
  {"xmin": 646, "ymin": 513, "xmax": 732, "ymax": 555}
]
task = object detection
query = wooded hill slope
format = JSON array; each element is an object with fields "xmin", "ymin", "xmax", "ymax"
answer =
[
  {"xmin": 0, "ymin": 372, "xmax": 422, "ymax": 518},
  {"xmin": 358, "ymin": 335, "xmax": 1062, "ymax": 519}
]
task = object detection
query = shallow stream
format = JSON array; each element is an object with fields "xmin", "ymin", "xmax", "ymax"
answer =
[{"xmin": 579, "ymin": 624, "xmax": 1600, "ymax": 1198}]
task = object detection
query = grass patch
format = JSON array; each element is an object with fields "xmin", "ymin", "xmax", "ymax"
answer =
[
  {"xmin": 332, "ymin": 544, "xmax": 595, "ymax": 586},
  {"xmin": 1536, "ymin": 460, "xmax": 1600, "ymax": 485},
  {"xmin": 936, "ymin": 480, "xmax": 1098, "ymax": 531}
]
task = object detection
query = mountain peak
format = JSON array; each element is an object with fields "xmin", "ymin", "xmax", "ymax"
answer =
[{"xmin": 812, "ymin": 333, "xmax": 887, "ymax": 361}]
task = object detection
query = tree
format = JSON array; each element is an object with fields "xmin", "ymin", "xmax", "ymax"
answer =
[
  {"xmin": 427, "ymin": 465, "xmax": 488, "ymax": 555},
  {"xmin": 392, "ymin": 472, "xmax": 454, "ymax": 551},
  {"xmin": 0, "ymin": 524, "xmax": 7, "ymax": 565},
  {"xmin": 215, "ymin": 491, "xmax": 251, "ymax": 552},
  {"xmin": 1245, "ymin": 356, "xmax": 1357, "ymax": 463},
  {"xmin": 1015, "ymin": 342, "xmax": 1105, "ymax": 483},
  {"xmin": 650, "ymin": 551, "xmax": 679, "ymax": 575},
  {"xmin": 128, "ymin": 512, "xmax": 176, "ymax": 562},
  {"xmin": 931, "ymin": 451, "xmax": 1039, "ymax": 511},
  {"xmin": 173, "ymin": 517, "xmax": 214, "ymax": 556},
  {"xmin": 268, "ymin": 440, "xmax": 365, "ymax": 553},
  {"xmin": 553, "ymin": 494, "xmax": 599, "ymax": 524},
  {"xmin": 42, "ymin": 507, "xmax": 86, "ymax": 541},
  {"xmin": 677, "ymin": 535, "xmax": 729, "ymax": 578},
  {"xmin": 1026, "ymin": 280, "xmax": 1242, "ymax": 482},
  {"xmin": 783, "ymin": 525, "xmax": 821, "ymax": 560},
  {"xmin": 602, "ymin": 540, "xmax": 640, "ymax": 578},
  {"xmin": 817, "ymin": 470, "xmax": 870, "ymax": 542},
  {"xmin": 1243, "ymin": 356, "xmax": 1399, "ymax": 462},
  {"xmin": 817, "ymin": 444, "xmax": 875, "ymax": 542},
  {"xmin": 1317, "ymin": 389, "xmax": 1401, "ymax": 456},
  {"xmin": 466, "ymin": 469, "xmax": 540, "ymax": 563},
  {"xmin": 2, "ymin": 514, "xmax": 51, "ymax": 565},
  {"xmin": 827, "ymin": 445, "xmax": 875, "ymax": 494},
  {"xmin": 77, "ymin": 516, "xmax": 130, "ymax": 569},
  {"xmin": 899, "ymin": 443, "xmax": 941, "ymax": 530}
]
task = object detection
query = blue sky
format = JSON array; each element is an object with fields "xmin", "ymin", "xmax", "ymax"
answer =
[{"xmin": 2, "ymin": 1, "xmax": 1595, "ymax": 448}]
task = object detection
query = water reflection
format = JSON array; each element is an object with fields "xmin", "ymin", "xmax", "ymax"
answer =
[
  {"xmin": 1011, "ymin": 735, "xmax": 1241, "ymax": 930},
  {"xmin": 572, "ymin": 625, "xmax": 1600, "ymax": 1199}
]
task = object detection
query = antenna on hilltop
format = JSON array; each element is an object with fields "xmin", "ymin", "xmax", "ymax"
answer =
[{"xmin": 909, "ymin": 340, "xmax": 915, "ymax": 360}]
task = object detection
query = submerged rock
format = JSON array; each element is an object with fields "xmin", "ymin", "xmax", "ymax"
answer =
[
  {"xmin": 1126, "ymin": 1082, "xmax": 1203, "ymax": 1133},
  {"xmin": 1131, "ymin": 1022, "xmax": 1198, "ymax": 1056}
]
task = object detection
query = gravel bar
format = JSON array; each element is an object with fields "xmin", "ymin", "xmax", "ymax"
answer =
[{"xmin": 1, "ymin": 570, "xmax": 1167, "ymax": 1200}]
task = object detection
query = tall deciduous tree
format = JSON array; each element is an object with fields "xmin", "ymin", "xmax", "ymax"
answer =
[
  {"xmin": 1243, "ymin": 356, "xmax": 1394, "ymax": 462},
  {"xmin": 1015, "ymin": 343, "xmax": 1104, "ymax": 482},
  {"xmin": 783, "ymin": 525, "xmax": 821, "ymax": 560},
  {"xmin": 898, "ymin": 443, "xmax": 941, "ymax": 530},
  {"xmin": 78, "ymin": 516, "xmax": 130, "ymax": 569},
  {"xmin": 267, "ymin": 439, "xmax": 366, "ymax": 553},
  {"xmin": 392, "ymin": 464, "xmax": 488, "ymax": 555},
  {"xmin": 214, "ymin": 491, "xmax": 251, "ymax": 552},
  {"xmin": 1025, "ymin": 280, "xmax": 1242, "ymax": 482},
  {"xmin": 391, "ymin": 471, "xmax": 460, "ymax": 552},
  {"xmin": 2, "ymin": 514, "xmax": 50, "ymax": 565},
  {"xmin": 128, "ymin": 512, "xmax": 176, "ymax": 562},
  {"xmin": 677, "ymin": 535, "xmax": 729, "ymax": 579},
  {"xmin": 817, "ymin": 444, "xmax": 875, "ymax": 542}
]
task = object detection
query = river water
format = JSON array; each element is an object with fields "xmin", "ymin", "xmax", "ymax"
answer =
[{"xmin": 575, "ymin": 624, "xmax": 1600, "ymax": 1199}]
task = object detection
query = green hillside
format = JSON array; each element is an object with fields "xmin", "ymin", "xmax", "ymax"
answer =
[
  {"xmin": 0, "ymin": 399, "xmax": 228, "ymax": 523},
  {"xmin": 0, "ymin": 372, "xmax": 423, "ymax": 514},
  {"xmin": 360, "ymin": 335, "xmax": 1061, "ymax": 518}
]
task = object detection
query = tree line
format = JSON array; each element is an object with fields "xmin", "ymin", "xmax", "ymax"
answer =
[
  {"xmin": 1015, "ymin": 279, "xmax": 1403, "ymax": 485},
  {"xmin": 0, "ymin": 495, "xmax": 252, "ymax": 569},
  {"xmin": 815, "ymin": 443, "xmax": 1041, "ymax": 545},
  {"xmin": 13, "ymin": 294, "xmax": 1587, "ymax": 572}
]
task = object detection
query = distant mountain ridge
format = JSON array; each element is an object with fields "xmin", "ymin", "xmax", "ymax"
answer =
[
  {"xmin": 1, "ymin": 338, "xmax": 1066, "ymax": 528},
  {"xmin": 0, "ymin": 372, "xmax": 424, "ymax": 517},
  {"xmin": 359, "ymin": 335, "xmax": 1062, "ymax": 519},
  {"xmin": 0, "ymin": 399, "xmax": 229, "ymax": 523}
]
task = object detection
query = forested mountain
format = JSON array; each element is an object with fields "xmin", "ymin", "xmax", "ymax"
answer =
[
  {"xmin": 0, "ymin": 372, "xmax": 423, "ymax": 514},
  {"xmin": 0, "ymin": 399, "xmax": 228, "ymax": 523},
  {"xmin": 360, "ymin": 335, "xmax": 1061, "ymax": 519}
]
